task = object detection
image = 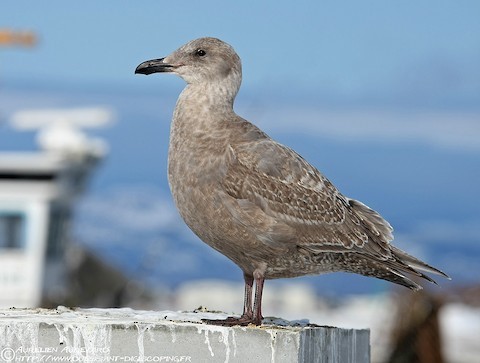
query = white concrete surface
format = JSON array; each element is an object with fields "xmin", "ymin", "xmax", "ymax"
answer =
[{"xmin": 0, "ymin": 307, "xmax": 369, "ymax": 363}]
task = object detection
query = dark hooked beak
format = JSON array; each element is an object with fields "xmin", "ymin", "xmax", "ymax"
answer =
[{"xmin": 135, "ymin": 58, "xmax": 174, "ymax": 75}]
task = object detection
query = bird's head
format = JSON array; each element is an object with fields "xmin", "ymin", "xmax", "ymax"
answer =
[{"xmin": 135, "ymin": 37, "xmax": 242, "ymax": 92}]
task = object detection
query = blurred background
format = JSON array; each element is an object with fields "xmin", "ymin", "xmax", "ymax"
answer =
[{"xmin": 1, "ymin": 1, "xmax": 479, "ymax": 362}]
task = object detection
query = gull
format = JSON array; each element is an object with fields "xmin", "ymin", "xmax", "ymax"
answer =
[{"xmin": 135, "ymin": 37, "xmax": 449, "ymax": 326}]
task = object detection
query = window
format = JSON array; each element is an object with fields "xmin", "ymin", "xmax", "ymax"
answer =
[{"xmin": 0, "ymin": 213, "xmax": 25, "ymax": 249}]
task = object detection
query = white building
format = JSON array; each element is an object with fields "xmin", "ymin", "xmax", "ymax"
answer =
[{"xmin": 0, "ymin": 107, "xmax": 113, "ymax": 307}]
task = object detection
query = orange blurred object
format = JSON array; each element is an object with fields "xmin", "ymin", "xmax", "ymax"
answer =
[{"xmin": 0, "ymin": 29, "xmax": 37, "ymax": 47}]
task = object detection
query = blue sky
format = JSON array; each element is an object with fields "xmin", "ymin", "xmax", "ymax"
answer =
[{"xmin": 2, "ymin": 1, "xmax": 480, "ymax": 106}]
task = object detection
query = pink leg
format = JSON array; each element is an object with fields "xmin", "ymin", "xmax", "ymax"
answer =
[
  {"xmin": 252, "ymin": 277, "xmax": 264, "ymax": 325},
  {"xmin": 241, "ymin": 273, "xmax": 254, "ymax": 319},
  {"xmin": 202, "ymin": 273, "xmax": 264, "ymax": 326}
]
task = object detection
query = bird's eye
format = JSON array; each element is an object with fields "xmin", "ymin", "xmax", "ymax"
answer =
[{"xmin": 195, "ymin": 49, "xmax": 206, "ymax": 57}]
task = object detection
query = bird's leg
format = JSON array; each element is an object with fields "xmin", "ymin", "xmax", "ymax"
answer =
[
  {"xmin": 252, "ymin": 276, "xmax": 265, "ymax": 325},
  {"xmin": 202, "ymin": 273, "xmax": 255, "ymax": 326},
  {"xmin": 241, "ymin": 273, "xmax": 254, "ymax": 319}
]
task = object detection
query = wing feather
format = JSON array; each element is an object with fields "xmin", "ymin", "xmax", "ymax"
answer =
[{"xmin": 221, "ymin": 137, "xmax": 394, "ymax": 260}]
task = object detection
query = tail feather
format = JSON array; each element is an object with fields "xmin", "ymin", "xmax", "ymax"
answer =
[
  {"xmin": 391, "ymin": 246, "xmax": 450, "ymax": 280},
  {"xmin": 380, "ymin": 268, "xmax": 423, "ymax": 291},
  {"xmin": 381, "ymin": 257, "xmax": 439, "ymax": 286},
  {"xmin": 356, "ymin": 258, "xmax": 423, "ymax": 291},
  {"xmin": 350, "ymin": 247, "xmax": 449, "ymax": 290}
]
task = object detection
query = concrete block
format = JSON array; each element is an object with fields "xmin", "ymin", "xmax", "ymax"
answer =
[{"xmin": 0, "ymin": 307, "xmax": 369, "ymax": 362}]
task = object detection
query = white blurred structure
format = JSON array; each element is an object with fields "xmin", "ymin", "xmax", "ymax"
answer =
[
  {"xmin": 11, "ymin": 107, "xmax": 113, "ymax": 156},
  {"xmin": 0, "ymin": 107, "xmax": 114, "ymax": 307}
]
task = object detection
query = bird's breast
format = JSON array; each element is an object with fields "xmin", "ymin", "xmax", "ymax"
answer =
[{"xmin": 167, "ymin": 118, "xmax": 231, "ymax": 220}]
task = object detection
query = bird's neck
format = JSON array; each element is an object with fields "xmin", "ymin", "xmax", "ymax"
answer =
[
  {"xmin": 182, "ymin": 83, "xmax": 237, "ymax": 111},
  {"xmin": 168, "ymin": 82, "xmax": 238, "ymax": 183},
  {"xmin": 172, "ymin": 83, "xmax": 237, "ymax": 132}
]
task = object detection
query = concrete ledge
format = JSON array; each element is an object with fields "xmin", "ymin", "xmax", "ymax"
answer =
[{"xmin": 0, "ymin": 307, "xmax": 369, "ymax": 362}]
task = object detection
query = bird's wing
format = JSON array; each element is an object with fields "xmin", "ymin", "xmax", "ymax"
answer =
[{"xmin": 221, "ymin": 137, "xmax": 394, "ymax": 260}]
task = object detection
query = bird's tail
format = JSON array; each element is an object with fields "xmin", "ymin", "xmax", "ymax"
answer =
[
  {"xmin": 390, "ymin": 246, "xmax": 450, "ymax": 280},
  {"xmin": 347, "ymin": 246, "xmax": 450, "ymax": 291},
  {"xmin": 367, "ymin": 246, "xmax": 450, "ymax": 291}
]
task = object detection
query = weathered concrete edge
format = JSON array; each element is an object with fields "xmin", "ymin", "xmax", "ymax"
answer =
[{"xmin": 0, "ymin": 308, "xmax": 370, "ymax": 363}]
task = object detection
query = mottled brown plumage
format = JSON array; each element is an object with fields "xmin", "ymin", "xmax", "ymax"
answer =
[{"xmin": 135, "ymin": 37, "xmax": 449, "ymax": 325}]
